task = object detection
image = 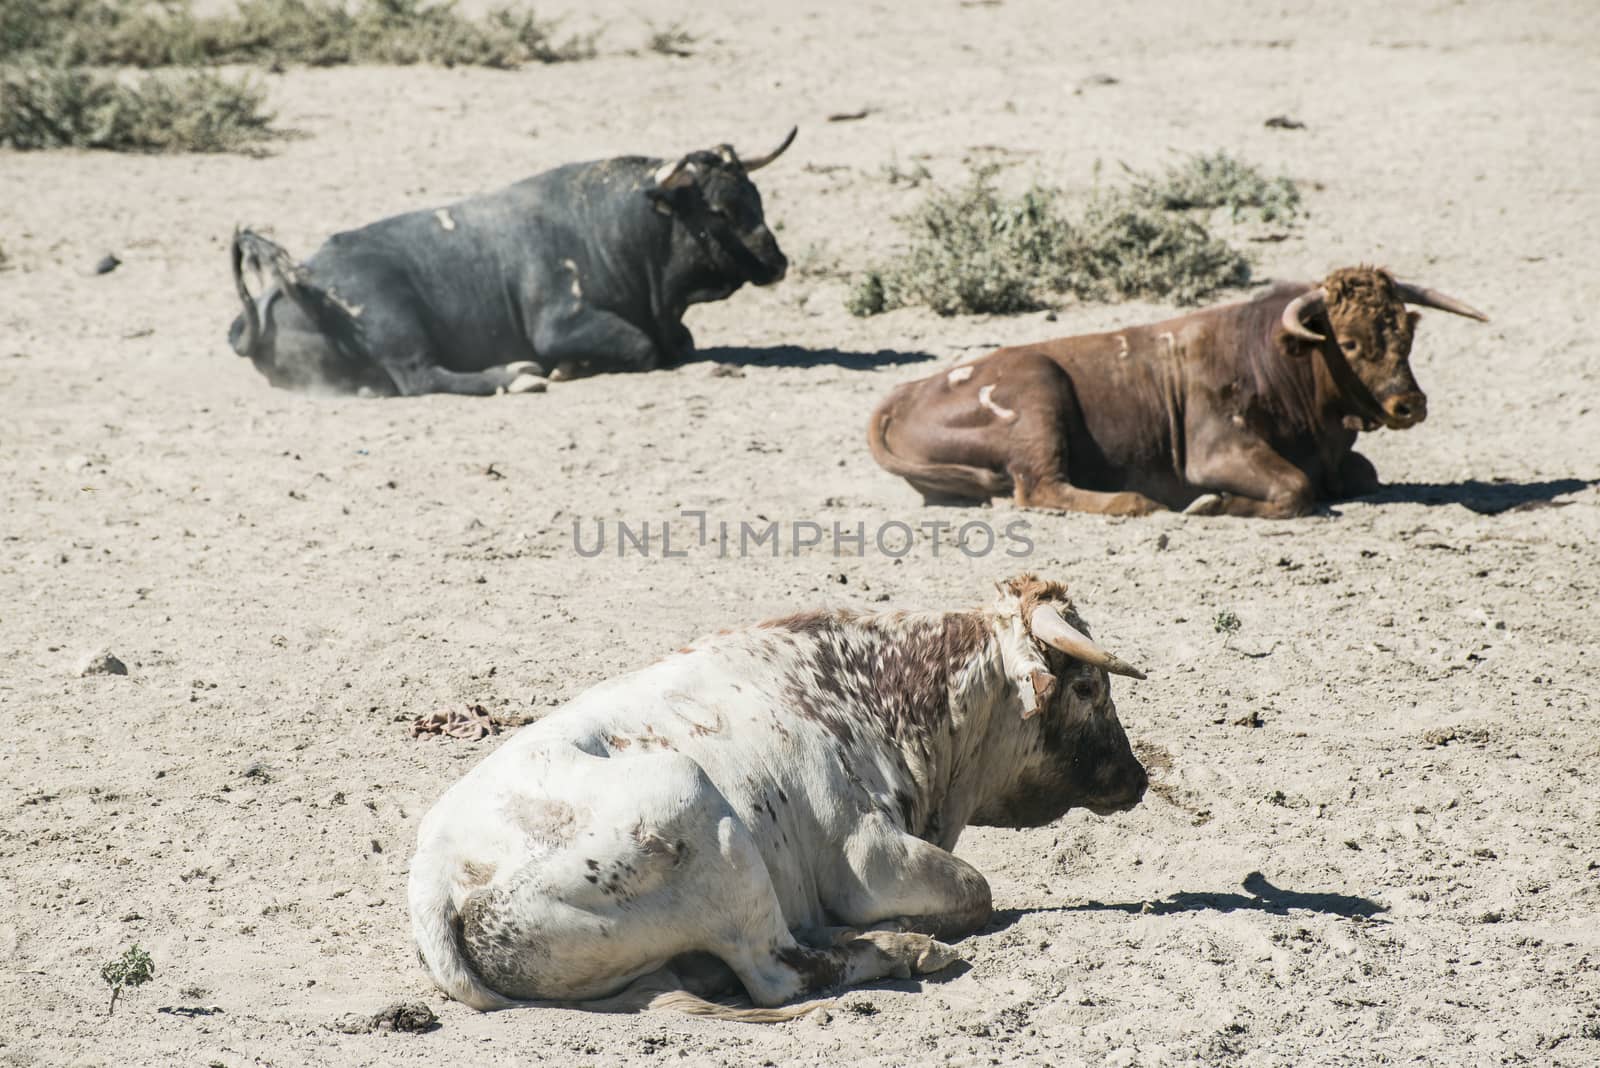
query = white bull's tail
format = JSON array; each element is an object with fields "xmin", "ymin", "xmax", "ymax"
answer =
[
  {"xmin": 407, "ymin": 865, "xmax": 823, "ymax": 1023},
  {"xmin": 408, "ymin": 865, "xmax": 520, "ymax": 1012}
]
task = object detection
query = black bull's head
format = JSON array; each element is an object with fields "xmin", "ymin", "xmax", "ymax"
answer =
[{"xmin": 648, "ymin": 127, "xmax": 796, "ymax": 287}]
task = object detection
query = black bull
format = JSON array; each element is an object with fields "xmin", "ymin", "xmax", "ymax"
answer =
[{"xmin": 228, "ymin": 129, "xmax": 796, "ymax": 396}]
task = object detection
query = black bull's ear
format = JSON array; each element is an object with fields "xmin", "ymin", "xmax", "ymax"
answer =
[{"xmin": 652, "ymin": 157, "xmax": 700, "ymax": 191}]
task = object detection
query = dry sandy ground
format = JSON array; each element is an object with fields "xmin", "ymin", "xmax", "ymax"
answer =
[{"xmin": 3, "ymin": 0, "xmax": 1599, "ymax": 1064}]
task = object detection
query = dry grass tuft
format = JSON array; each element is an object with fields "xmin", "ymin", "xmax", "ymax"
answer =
[
  {"xmin": 1, "ymin": 0, "xmax": 599, "ymax": 69},
  {"xmin": 848, "ymin": 153, "xmax": 1298, "ymax": 316},
  {"xmin": 0, "ymin": 65, "xmax": 275, "ymax": 152}
]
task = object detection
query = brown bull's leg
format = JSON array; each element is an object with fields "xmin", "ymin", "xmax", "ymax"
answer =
[
  {"xmin": 1015, "ymin": 476, "xmax": 1164, "ymax": 517},
  {"xmin": 1333, "ymin": 450, "xmax": 1382, "ymax": 499},
  {"xmin": 1182, "ymin": 435, "xmax": 1315, "ymax": 519},
  {"xmin": 820, "ymin": 819, "xmax": 995, "ymax": 942}
]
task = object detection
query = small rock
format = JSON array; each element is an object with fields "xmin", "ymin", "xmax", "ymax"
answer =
[
  {"xmin": 1264, "ymin": 114, "xmax": 1306, "ymax": 130},
  {"xmin": 1230, "ymin": 710, "xmax": 1264, "ymax": 728},
  {"xmin": 708, "ymin": 363, "xmax": 745, "ymax": 378},
  {"xmin": 93, "ymin": 253, "xmax": 121, "ymax": 275},
  {"xmin": 78, "ymin": 650, "xmax": 128, "ymax": 676}
]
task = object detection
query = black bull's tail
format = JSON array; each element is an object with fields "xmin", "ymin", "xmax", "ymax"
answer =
[
  {"xmin": 229, "ymin": 227, "xmax": 363, "ymax": 363},
  {"xmin": 867, "ymin": 386, "xmax": 1011, "ymax": 501}
]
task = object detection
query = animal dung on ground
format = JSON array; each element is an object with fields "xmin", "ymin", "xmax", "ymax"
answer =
[
  {"xmin": 78, "ymin": 649, "xmax": 128, "ymax": 676},
  {"xmin": 411, "ymin": 703, "xmax": 499, "ymax": 740},
  {"xmin": 332, "ymin": 1001, "xmax": 438, "ymax": 1034},
  {"xmin": 1264, "ymin": 115, "xmax": 1307, "ymax": 130},
  {"xmin": 92, "ymin": 254, "xmax": 121, "ymax": 275}
]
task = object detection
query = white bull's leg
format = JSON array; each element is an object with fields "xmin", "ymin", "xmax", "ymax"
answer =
[
  {"xmin": 823, "ymin": 816, "xmax": 994, "ymax": 941},
  {"xmin": 687, "ymin": 810, "xmax": 960, "ymax": 1004},
  {"xmin": 450, "ymin": 751, "xmax": 956, "ymax": 1009}
]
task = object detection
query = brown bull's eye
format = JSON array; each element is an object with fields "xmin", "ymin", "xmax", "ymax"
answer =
[
  {"xmin": 1072, "ymin": 679, "xmax": 1095, "ymax": 699},
  {"xmin": 1340, "ymin": 340, "xmax": 1359, "ymax": 353}
]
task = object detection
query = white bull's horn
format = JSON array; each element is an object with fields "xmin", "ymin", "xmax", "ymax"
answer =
[
  {"xmin": 740, "ymin": 126, "xmax": 798, "ymax": 171},
  {"xmin": 1029, "ymin": 605, "xmax": 1147, "ymax": 680},
  {"xmin": 1281, "ymin": 287, "xmax": 1328, "ymax": 342},
  {"xmin": 1392, "ymin": 280, "xmax": 1490, "ymax": 322}
]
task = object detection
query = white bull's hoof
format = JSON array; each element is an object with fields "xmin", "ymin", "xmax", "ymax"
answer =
[
  {"xmin": 856, "ymin": 931, "xmax": 962, "ymax": 976},
  {"xmin": 911, "ymin": 937, "xmax": 962, "ymax": 974},
  {"xmin": 1183, "ymin": 493, "xmax": 1228, "ymax": 516}
]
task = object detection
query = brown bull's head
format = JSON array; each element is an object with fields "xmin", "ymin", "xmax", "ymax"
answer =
[
  {"xmin": 973, "ymin": 575, "xmax": 1148, "ymax": 826},
  {"xmin": 1280, "ymin": 266, "xmax": 1488, "ymax": 430}
]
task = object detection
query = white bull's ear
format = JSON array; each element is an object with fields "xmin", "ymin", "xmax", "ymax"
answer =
[
  {"xmin": 653, "ymin": 156, "xmax": 699, "ymax": 190},
  {"xmin": 1008, "ymin": 617, "xmax": 1056, "ymax": 719}
]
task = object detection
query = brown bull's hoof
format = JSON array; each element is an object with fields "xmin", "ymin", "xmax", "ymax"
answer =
[{"xmin": 1183, "ymin": 493, "xmax": 1229, "ymax": 516}]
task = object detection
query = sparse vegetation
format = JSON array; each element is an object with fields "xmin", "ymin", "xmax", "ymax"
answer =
[
  {"xmin": 1129, "ymin": 150, "xmax": 1301, "ymax": 223},
  {"xmin": 1213, "ymin": 609, "xmax": 1242, "ymax": 639},
  {"xmin": 881, "ymin": 156, "xmax": 931, "ymax": 188},
  {"xmin": 100, "ymin": 944, "xmax": 155, "ymax": 1015},
  {"xmin": 0, "ymin": 0, "xmax": 599, "ymax": 69},
  {"xmin": 643, "ymin": 20, "xmax": 696, "ymax": 58},
  {"xmin": 847, "ymin": 154, "xmax": 1278, "ymax": 316},
  {"xmin": 0, "ymin": 65, "xmax": 276, "ymax": 152},
  {"xmin": 1055, "ymin": 196, "xmax": 1250, "ymax": 305},
  {"xmin": 848, "ymin": 169, "xmax": 1073, "ymax": 316}
]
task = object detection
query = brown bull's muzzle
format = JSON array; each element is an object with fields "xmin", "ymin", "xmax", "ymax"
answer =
[{"xmin": 1381, "ymin": 391, "xmax": 1428, "ymax": 429}]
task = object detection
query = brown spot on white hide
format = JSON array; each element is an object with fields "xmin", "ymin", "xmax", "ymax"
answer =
[{"xmin": 503, "ymin": 797, "xmax": 580, "ymax": 846}]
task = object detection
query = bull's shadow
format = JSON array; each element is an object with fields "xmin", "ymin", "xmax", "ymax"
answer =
[
  {"xmin": 985, "ymin": 871, "xmax": 1386, "ymax": 933},
  {"xmin": 1356, "ymin": 477, "xmax": 1597, "ymax": 515},
  {"xmin": 692, "ymin": 344, "xmax": 937, "ymax": 371}
]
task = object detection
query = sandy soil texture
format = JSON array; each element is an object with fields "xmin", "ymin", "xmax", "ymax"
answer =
[{"xmin": 2, "ymin": 0, "xmax": 1598, "ymax": 1064}]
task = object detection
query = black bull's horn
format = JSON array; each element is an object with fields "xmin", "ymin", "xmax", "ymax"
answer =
[{"xmin": 739, "ymin": 126, "xmax": 797, "ymax": 171}]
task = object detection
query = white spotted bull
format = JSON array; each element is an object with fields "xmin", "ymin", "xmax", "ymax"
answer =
[{"xmin": 408, "ymin": 575, "xmax": 1148, "ymax": 1020}]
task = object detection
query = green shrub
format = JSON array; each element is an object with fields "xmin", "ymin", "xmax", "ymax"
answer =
[
  {"xmin": 0, "ymin": 65, "xmax": 276, "ymax": 152},
  {"xmin": 1129, "ymin": 150, "xmax": 1301, "ymax": 223},
  {"xmin": 849, "ymin": 153, "xmax": 1296, "ymax": 316},
  {"xmin": 1056, "ymin": 198, "xmax": 1250, "ymax": 306},
  {"xmin": 0, "ymin": 0, "xmax": 598, "ymax": 69},
  {"xmin": 848, "ymin": 168, "xmax": 1075, "ymax": 316},
  {"xmin": 100, "ymin": 944, "xmax": 155, "ymax": 1015}
]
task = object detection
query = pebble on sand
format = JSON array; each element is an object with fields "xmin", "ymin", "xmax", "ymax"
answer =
[{"xmin": 78, "ymin": 650, "xmax": 128, "ymax": 676}]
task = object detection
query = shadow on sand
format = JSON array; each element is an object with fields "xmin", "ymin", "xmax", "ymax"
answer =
[
  {"xmin": 1360, "ymin": 477, "xmax": 1597, "ymax": 515},
  {"xmin": 692, "ymin": 344, "xmax": 937, "ymax": 371},
  {"xmin": 987, "ymin": 871, "xmax": 1387, "ymax": 932}
]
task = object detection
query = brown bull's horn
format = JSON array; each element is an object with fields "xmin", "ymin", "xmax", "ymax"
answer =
[
  {"xmin": 1392, "ymin": 280, "xmax": 1490, "ymax": 322},
  {"xmin": 740, "ymin": 126, "xmax": 798, "ymax": 171},
  {"xmin": 1029, "ymin": 605, "xmax": 1147, "ymax": 680},
  {"xmin": 1281, "ymin": 287, "xmax": 1328, "ymax": 342}
]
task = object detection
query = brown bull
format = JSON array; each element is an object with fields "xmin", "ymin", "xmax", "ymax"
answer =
[{"xmin": 867, "ymin": 266, "xmax": 1488, "ymax": 519}]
